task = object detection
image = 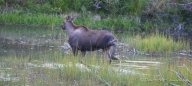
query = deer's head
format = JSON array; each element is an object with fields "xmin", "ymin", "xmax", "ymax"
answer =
[{"xmin": 61, "ymin": 16, "xmax": 75, "ymax": 30}]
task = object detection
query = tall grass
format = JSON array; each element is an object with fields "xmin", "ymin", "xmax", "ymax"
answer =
[
  {"xmin": 1, "ymin": 50, "xmax": 192, "ymax": 86},
  {"xmin": 0, "ymin": 11, "xmax": 140, "ymax": 30},
  {"xmin": 0, "ymin": 12, "xmax": 63, "ymax": 26},
  {"xmin": 128, "ymin": 32, "xmax": 190, "ymax": 53},
  {"xmin": 0, "ymin": 26, "xmax": 191, "ymax": 85}
]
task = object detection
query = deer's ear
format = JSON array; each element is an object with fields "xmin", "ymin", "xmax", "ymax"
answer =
[
  {"xmin": 66, "ymin": 16, "xmax": 72, "ymax": 21},
  {"xmin": 71, "ymin": 16, "xmax": 76, "ymax": 21}
]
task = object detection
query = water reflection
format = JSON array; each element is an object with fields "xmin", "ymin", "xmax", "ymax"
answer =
[{"xmin": 0, "ymin": 25, "xmax": 65, "ymax": 57}]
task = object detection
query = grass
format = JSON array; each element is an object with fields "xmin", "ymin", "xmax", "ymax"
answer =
[
  {"xmin": 126, "ymin": 31, "xmax": 190, "ymax": 53},
  {"xmin": 1, "ymin": 0, "xmax": 192, "ymax": 31},
  {"xmin": 121, "ymin": 32, "xmax": 190, "ymax": 54},
  {"xmin": 0, "ymin": 0, "xmax": 149, "ymax": 15},
  {"xmin": 0, "ymin": 11, "xmax": 140, "ymax": 30},
  {"xmin": 0, "ymin": 22, "xmax": 191, "ymax": 86},
  {"xmin": 0, "ymin": 50, "xmax": 192, "ymax": 86},
  {"xmin": 0, "ymin": 12, "xmax": 64, "ymax": 26},
  {"xmin": 1, "ymin": 0, "xmax": 192, "ymax": 83}
]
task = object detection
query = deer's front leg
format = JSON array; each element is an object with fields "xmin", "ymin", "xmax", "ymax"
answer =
[
  {"xmin": 72, "ymin": 47, "xmax": 78, "ymax": 56},
  {"xmin": 81, "ymin": 51, "xmax": 86, "ymax": 57}
]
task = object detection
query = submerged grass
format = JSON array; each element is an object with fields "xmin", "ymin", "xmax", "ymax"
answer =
[{"xmin": 127, "ymin": 32, "xmax": 190, "ymax": 53}]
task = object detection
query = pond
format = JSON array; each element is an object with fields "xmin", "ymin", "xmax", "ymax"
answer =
[{"xmin": 0, "ymin": 25, "xmax": 192, "ymax": 86}]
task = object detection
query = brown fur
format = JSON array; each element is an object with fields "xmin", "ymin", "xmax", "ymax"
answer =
[
  {"xmin": 74, "ymin": 25, "xmax": 88, "ymax": 30},
  {"xmin": 61, "ymin": 16, "xmax": 118, "ymax": 63}
]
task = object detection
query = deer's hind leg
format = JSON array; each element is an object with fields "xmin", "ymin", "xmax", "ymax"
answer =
[
  {"xmin": 107, "ymin": 40, "xmax": 119, "ymax": 60},
  {"xmin": 103, "ymin": 48, "xmax": 112, "ymax": 64}
]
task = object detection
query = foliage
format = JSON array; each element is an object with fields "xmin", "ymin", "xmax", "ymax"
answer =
[
  {"xmin": 0, "ymin": 0, "xmax": 192, "ymax": 31},
  {"xmin": 1, "ymin": 0, "xmax": 191, "ymax": 16}
]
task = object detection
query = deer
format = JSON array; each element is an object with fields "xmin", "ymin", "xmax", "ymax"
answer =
[{"xmin": 61, "ymin": 16, "xmax": 118, "ymax": 64}]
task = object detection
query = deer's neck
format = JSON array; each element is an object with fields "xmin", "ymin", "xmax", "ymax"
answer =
[{"xmin": 65, "ymin": 22, "xmax": 76, "ymax": 36}]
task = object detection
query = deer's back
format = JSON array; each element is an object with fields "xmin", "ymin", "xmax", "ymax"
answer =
[{"xmin": 68, "ymin": 29, "xmax": 114, "ymax": 51}]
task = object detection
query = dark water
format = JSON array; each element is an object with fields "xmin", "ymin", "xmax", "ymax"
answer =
[{"xmin": 0, "ymin": 25, "xmax": 191, "ymax": 83}]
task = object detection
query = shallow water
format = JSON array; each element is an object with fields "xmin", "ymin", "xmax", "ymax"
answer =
[{"xmin": 0, "ymin": 25, "xmax": 191, "ymax": 85}]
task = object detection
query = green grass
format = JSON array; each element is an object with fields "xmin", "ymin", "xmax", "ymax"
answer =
[
  {"xmin": 1, "ymin": 0, "xmax": 192, "ymax": 31},
  {"xmin": 0, "ymin": 12, "xmax": 63, "ymax": 26},
  {"xmin": 1, "ymin": 51, "xmax": 192, "ymax": 86},
  {"xmin": 127, "ymin": 32, "xmax": 190, "ymax": 53},
  {"xmin": 0, "ymin": 20, "xmax": 191, "ymax": 86},
  {"xmin": 0, "ymin": 0, "xmax": 149, "ymax": 15},
  {"xmin": 0, "ymin": 11, "xmax": 140, "ymax": 30}
]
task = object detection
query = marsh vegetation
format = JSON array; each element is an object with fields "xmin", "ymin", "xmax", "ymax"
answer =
[
  {"xmin": 0, "ymin": 25, "xmax": 191, "ymax": 86},
  {"xmin": 0, "ymin": 0, "xmax": 192, "ymax": 85}
]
